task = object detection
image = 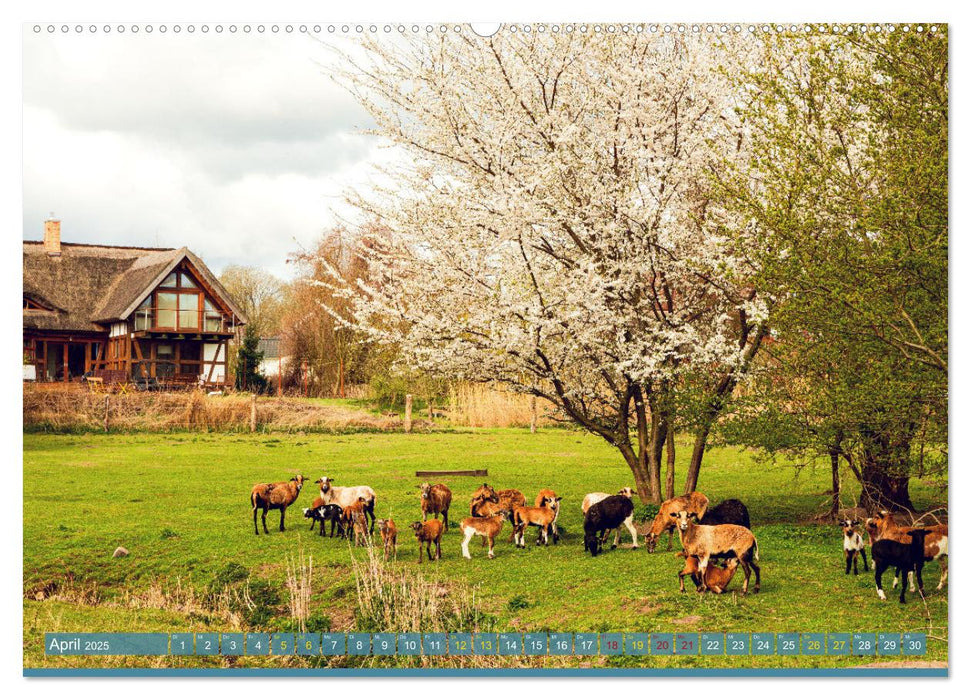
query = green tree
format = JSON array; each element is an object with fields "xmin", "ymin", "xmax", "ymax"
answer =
[{"xmin": 234, "ymin": 325, "xmax": 267, "ymax": 393}]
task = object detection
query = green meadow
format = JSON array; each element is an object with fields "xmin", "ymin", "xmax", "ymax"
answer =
[{"xmin": 23, "ymin": 429, "xmax": 947, "ymax": 670}]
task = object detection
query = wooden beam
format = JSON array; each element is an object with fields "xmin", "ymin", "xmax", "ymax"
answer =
[{"xmin": 414, "ymin": 469, "xmax": 488, "ymax": 477}]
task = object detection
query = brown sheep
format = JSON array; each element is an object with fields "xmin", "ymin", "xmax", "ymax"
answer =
[
  {"xmin": 459, "ymin": 512, "xmax": 508, "ymax": 559},
  {"xmin": 377, "ymin": 518, "xmax": 398, "ymax": 560},
  {"xmin": 644, "ymin": 492, "xmax": 710, "ymax": 552},
  {"xmin": 410, "ymin": 519, "xmax": 444, "ymax": 563},
  {"xmin": 673, "ymin": 510, "xmax": 760, "ymax": 594},
  {"xmin": 250, "ymin": 475, "xmax": 306, "ymax": 535},
  {"xmin": 471, "ymin": 485, "xmax": 526, "ymax": 542},
  {"xmin": 676, "ymin": 552, "xmax": 740, "ymax": 594},
  {"xmin": 419, "ymin": 482, "xmax": 453, "ymax": 531},
  {"xmin": 512, "ymin": 498, "xmax": 562, "ymax": 547},
  {"xmin": 342, "ymin": 497, "xmax": 370, "ymax": 546},
  {"xmin": 866, "ymin": 510, "xmax": 948, "ymax": 591}
]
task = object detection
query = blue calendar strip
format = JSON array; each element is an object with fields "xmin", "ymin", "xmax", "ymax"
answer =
[{"xmin": 44, "ymin": 632, "xmax": 930, "ymax": 657}]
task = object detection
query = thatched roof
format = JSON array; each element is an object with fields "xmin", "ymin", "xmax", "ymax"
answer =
[{"xmin": 23, "ymin": 241, "xmax": 247, "ymax": 334}]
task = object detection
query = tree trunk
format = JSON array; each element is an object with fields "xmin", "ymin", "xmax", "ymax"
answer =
[
  {"xmin": 665, "ymin": 428, "xmax": 676, "ymax": 500},
  {"xmin": 829, "ymin": 449, "xmax": 841, "ymax": 518},
  {"xmin": 634, "ymin": 387, "xmax": 662, "ymax": 503},
  {"xmin": 683, "ymin": 427, "xmax": 709, "ymax": 494},
  {"xmin": 856, "ymin": 428, "xmax": 915, "ymax": 513},
  {"xmin": 619, "ymin": 443, "xmax": 653, "ymax": 504}
]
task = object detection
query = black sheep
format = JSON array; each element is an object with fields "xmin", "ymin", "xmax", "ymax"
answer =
[
  {"xmin": 700, "ymin": 499, "xmax": 751, "ymax": 529},
  {"xmin": 583, "ymin": 495, "xmax": 634, "ymax": 556},
  {"xmin": 303, "ymin": 503, "xmax": 344, "ymax": 537},
  {"xmin": 872, "ymin": 529, "xmax": 929, "ymax": 603}
]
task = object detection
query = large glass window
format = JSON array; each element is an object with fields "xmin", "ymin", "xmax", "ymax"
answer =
[
  {"xmin": 204, "ymin": 299, "xmax": 223, "ymax": 332},
  {"xmin": 157, "ymin": 293, "xmax": 177, "ymax": 328},
  {"xmin": 135, "ymin": 297, "xmax": 152, "ymax": 331},
  {"xmin": 179, "ymin": 293, "xmax": 199, "ymax": 329}
]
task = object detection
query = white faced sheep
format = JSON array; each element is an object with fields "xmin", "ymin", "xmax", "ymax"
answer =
[
  {"xmin": 250, "ymin": 475, "xmax": 306, "ymax": 535},
  {"xmin": 671, "ymin": 510, "xmax": 760, "ymax": 594},
  {"xmin": 644, "ymin": 492, "xmax": 710, "ymax": 553},
  {"xmin": 840, "ymin": 519, "xmax": 869, "ymax": 575},
  {"xmin": 419, "ymin": 482, "xmax": 453, "ymax": 531},
  {"xmin": 581, "ymin": 487, "xmax": 638, "ymax": 549},
  {"xmin": 583, "ymin": 495, "xmax": 634, "ymax": 556},
  {"xmin": 315, "ymin": 476, "xmax": 377, "ymax": 535}
]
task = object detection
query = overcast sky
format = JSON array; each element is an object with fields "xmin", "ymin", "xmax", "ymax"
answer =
[{"xmin": 22, "ymin": 28, "xmax": 385, "ymax": 280}]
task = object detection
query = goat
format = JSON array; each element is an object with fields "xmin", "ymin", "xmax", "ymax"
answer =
[
  {"xmin": 459, "ymin": 511, "xmax": 508, "ymax": 560},
  {"xmin": 644, "ymin": 492, "xmax": 710, "ymax": 553},
  {"xmin": 672, "ymin": 510, "xmax": 760, "ymax": 594},
  {"xmin": 676, "ymin": 552, "xmax": 739, "ymax": 594},
  {"xmin": 410, "ymin": 519, "xmax": 444, "ymax": 563},
  {"xmin": 840, "ymin": 519, "xmax": 869, "ymax": 575},
  {"xmin": 534, "ymin": 489, "xmax": 562, "ymax": 543},
  {"xmin": 250, "ymin": 475, "xmax": 306, "ymax": 535},
  {"xmin": 377, "ymin": 518, "xmax": 397, "ymax": 560},
  {"xmin": 470, "ymin": 484, "xmax": 525, "ymax": 542},
  {"xmin": 315, "ymin": 476, "xmax": 377, "ymax": 534},
  {"xmin": 700, "ymin": 499, "xmax": 751, "ymax": 529},
  {"xmin": 581, "ymin": 487, "xmax": 638, "ymax": 549},
  {"xmin": 866, "ymin": 510, "xmax": 948, "ymax": 591},
  {"xmin": 419, "ymin": 482, "xmax": 453, "ymax": 532},
  {"xmin": 583, "ymin": 495, "xmax": 634, "ymax": 556},
  {"xmin": 872, "ymin": 529, "xmax": 929, "ymax": 603},
  {"xmin": 512, "ymin": 498, "xmax": 562, "ymax": 548},
  {"xmin": 302, "ymin": 498, "xmax": 343, "ymax": 537}
]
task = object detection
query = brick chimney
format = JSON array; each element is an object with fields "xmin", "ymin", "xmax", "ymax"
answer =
[{"xmin": 44, "ymin": 214, "xmax": 61, "ymax": 256}]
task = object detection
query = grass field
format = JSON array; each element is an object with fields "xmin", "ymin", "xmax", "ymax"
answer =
[{"xmin": 22, "ymin": 429, "xmax": 948, "ymax": 670}]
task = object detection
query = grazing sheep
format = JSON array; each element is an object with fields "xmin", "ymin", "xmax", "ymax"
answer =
[
  {"xmin": 377, "ymin": 518, "xmax": 397, "ymax": 560},
  {"xmin": 840, "ymin": 519, "xmax": 869, "ymax": 575},
  {"xmin": 250, "ymin": 475, "xmax": 306, "ymax": 535},
  {"xmin": 872, "ymin": 529, "xmax": 930, "ymax": 603},
  {"xmin": 534, "ymin": 489, "xmax": 562, "ymax": 543},
  {"xmin": 644, "ymin": 492, "xmax": 710, "ymax": 553},
  {"xmin": 302, "ymin": 499, "xmax": 343, "ymax": 537},
  {"xmin": 583, "ymin": 495, "xmax": 634, "ymax": 556},
  {"xmin": 512, "ymin": 498, "xmax": 562, "ymax": 547},
  {"xmin": 411, "ymin": 519, "xmax": 444, "ymax": 563},
  {"xmin": 341, "ymin": 497, "xmax": 370, "ymax": 546},
  {"xmin": 672, "ymin": 510, "xmax": 760, "ymax": 594},
  {"xmin": 459, "ymin": 511, "xmax": 508, "ymax": 560},
  {"xmin": 676, "ymin": 552, "xmax": 740, "ymax": 594},
  {"xmin": 581, "ymin": 487, "xmax": 638, "ymax": 549},
  {"xmin": 700, "ymin": 499, "xmax": 751, "ymax": 529},
  {"xmin": 866, "ymin": 510, "xmax": 948, "ymax": 591},
  {"xmin": 419, "ymin": 482, "xmax": 453, "ymax": 532},
  {"xmin": 315, "ymin": 477, "xmax": 377, "ymax": 534}
]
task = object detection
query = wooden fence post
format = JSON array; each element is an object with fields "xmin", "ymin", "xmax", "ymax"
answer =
[
  {"xmin": 103, "ymin": 395, "xmax": 110, "ymax": 433},
  {"xmin": 404, "ymin": 394, "xmax": 413, "ymax": 433},
  {"xmin": 250, "ymin": 394, "xmax": 257, "ymax": 433},
  {"xmin": 530, "ymin": 395, "xmax": 538, "ymax": 434}
]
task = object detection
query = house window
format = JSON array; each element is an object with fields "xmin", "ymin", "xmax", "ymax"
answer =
[
  {"xmin": 135, "ymin": 297, "xmax": 152, "ymax": 331},
  {"xmin": 179, "ymin": 293, "xmax": 199, "ymax": 329},
  {"xmin": 157, "ymin": 293, "xmax": 177, "ymax": 328},
  {"xmin": 204, "ymin": 299, "xmax": 223, "ymax": 332}
]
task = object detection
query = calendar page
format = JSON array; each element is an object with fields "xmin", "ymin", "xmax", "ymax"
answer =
[{"xmin": 21, "ymin": 19, "xmax": 948, "ymax": 679}]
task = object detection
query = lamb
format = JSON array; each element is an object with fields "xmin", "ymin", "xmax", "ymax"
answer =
[
  {"xmin": 581, "ymin": 487, "xmax": 638, "ymax": 549},
  {"xmin": 672, "ymin": 510, "xmax": 760, "ymax": 594},
  {"xmin": 675, "ymin": 552, "xmax": 739, "ymax": 594},
  {"xmin": 459, "ymin": 511, "xmax": 508, "ymax": 560},
  {"xmin": 534, "ymin": 489, "xmax": 562, "ymax": 543},
  {"xmin": 872, "ymin": 529, "xmax": 929, "ymax": 603},
  {"xmin": 644, "ymin": 492, "xmax": 710, "ymax": 553},
  {"xmin": 840, "ymin": 519, "xmax": 869, "ymax": 575},
  {"xmin": 700, "ymin": 499, "xmax": 751, "ymax": 529},
  {"xmin": 410, "ymin": 519, "xmax": 444, "ymax": 563},
  {"xmin": 866, "ymin": 510, "xmax": 948, "ymax": 590},
  {"xmin": 583, "ymin": 495, "xmax": 635, "ymax": 556},
  {"xmin": 512, "ymin": 498, "xmax": 562, "ymax": 548},
  {"xmin": 377, "ymin": 518, "xmax": 397, "ymax": 560},
  {"xmin": 250, "ymin": 475, "xmax": 306, "ymax": 535},
  {"xmin": 419, "ymin": 482, "xmax": 453, "ymax": 532},
  {"xmin": 302, "ymin": 498, "xmax": 343, "ymax": 537},
  {"xmin": 470, "ymin": 484, "xmax": 526, "ymax": 541},
  {"xmin": 341, "ymin": 497, "xmax": 370, "ymax": 546},
  {"xmin": 315, "ymin": 476, "xmax": 377, "ymax": 534}
]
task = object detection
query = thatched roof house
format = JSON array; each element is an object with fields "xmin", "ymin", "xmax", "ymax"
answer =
[{"xmin": 24, "ymin": 217, "xmax": 246, "ymax": 386}]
